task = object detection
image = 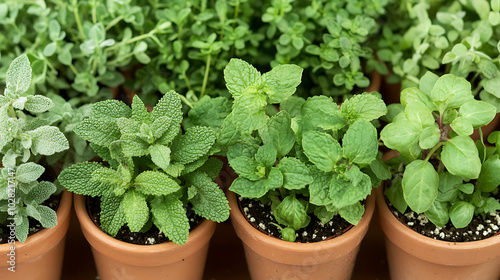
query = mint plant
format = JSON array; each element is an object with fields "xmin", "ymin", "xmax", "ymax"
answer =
[
  {"xmin": 0, "ymin": 55, "xmax": 69, "ymax": 242},
  {"xmin": 58, "ymin": 92, "xmax": 230, "ymax": 245},
  {"xmin": 380, "ymin": 72, "xmax": 500, "ymax": 229},
  {"xmin": 218, "ymin": 59, "xmax": 388, "ymax": 241}
]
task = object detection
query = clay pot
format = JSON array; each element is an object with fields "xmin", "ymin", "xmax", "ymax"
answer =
[
  {"xmin": 0, "ymin": 190, "xmax": 72, "ymax": 280},
  {"xmin": 73, "ymin": 194, "xmax": 216, "ymax": 280},
  {"xmin": 227, "ymin": 190, "xmax": 376, "ymax": 280},
  {"xmin": 376, "ymin": 186, "xmax": 500, "ymax": 280}
]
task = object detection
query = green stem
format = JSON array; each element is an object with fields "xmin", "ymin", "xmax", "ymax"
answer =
[
  {"xmin": 424, "ymin": 142, "xmax": 445, "ymax": 162},
  {"xmin": 105, "ymin": 15, "xmax": 124, "ymax": 31},
  {"xmin": 107, "ymin": 52, "xmax": 135, "ymax": 66},
  {"xmin": 7, "ymin": 105, "xmax": 16, "ymax": 118},
  {"xmin": 178, "ymin": 93, "xmax": 194, "ymax": 109},
  {"xmin": 199, "ymin": 54, "xmax": 211, "ymax": 98},
  {"xmin": 105, "ymin": 32, "xmax": 155, "ymax": 52},
  {"xmin": 73, "ymin": 3, "xmax": 86, "ymax": 40},
  {"xmin": 68, "ymin": 63, "xmax": 79, "ymax": 76},
  {"xmin": 182, "ymin": 71, "xmax": 193, "ymax": 92},
  {"xmin": 91, "ymin": 0, "xmax": 97, "ymax": 24}
]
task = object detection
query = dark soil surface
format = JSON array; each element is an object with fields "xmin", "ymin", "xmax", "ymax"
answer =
[
  {"xmin": 239, "ymin": 196, "xmax": 353, "ymax": 243},
  {"xmin": 0, "ymin": 194, "xmax": 60, "ymax": 244},
  {"xmin": 88, "ymin": 196, "xmax": 203, "ymax": 245},
  {"xmin": 388, "ymin": 201, "xmax": 500, "ymax": 242}
]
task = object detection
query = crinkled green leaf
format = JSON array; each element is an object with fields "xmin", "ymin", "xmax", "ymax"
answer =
[
  {"xmin": 152, "ymin": 116, "xmax": 173, "ymax": 139},
  {"xmin": 134, "ymin": 170, "xmax": 181, "ymax": 196},
  {"xmin": 120, "ymin": 134, "xmax": 149, "ymax": 157},
  {"xmin": 302, "ymin": 131, "xmax": 341, "ymax": 172},
  {"xmin": 149, "ymin": 144, "xmax": 171, "ymax": 171},
  {"xmin": 229, "ymin": 156, "xmax": 264, "ymax": 180},
  {"xmin": 6, "ymin": 54, "xmax": 31, "ymax": 96},
  {"xmin": 309, "ymin": 167, "xmax": 333, "ymax": 206},
  {"xmin": 25, "ymin": 181, "xmax": 56, "ymax": 204},
  {"xmin": 280, "ymin": 96, "xmax": 305, "ymax": 117},
  {"xmin": 92, "ymin": 100, "xmax": 131, "ymax": 119},
  {"xmin": 75, "ymin": 117, "xmax": 120, "ymax": 147},
  {"xmin": 188, "ymin": 172, "xmax": 229, "ymax": 222},
  {"xmin": 171, "ymin": 126, "xmax": 216, "ymax": 164},
  {"xmin": 16, "ymin": 162, "xmax": 45, "ymax": 183},
  {"xmin": 58, "ymin": 162, "xmax": 113, "ymax": 197},
  {"xmin": 131, "ymin": 94, "xmax": 151, "ymax": 124},
  {"xmin": 186, "ymin": 96, "xmax": 231, "ymax": 129},
  {"xmin": 229, "ymin": 167, "xmax": 282, "ymax": 198},
  {"xmin": 121, "ymin": 190, "xmax": 149, "ymax": 232},
  {"xmin": 224, "ymin": 58, "xmax": 261, "ymax": 98},
  {"xmin": 28, "ymin": 126, "xmax": 69, "ymax": 155},
  {"xmin": 197, "ymin": 157, "xmax": 223, "ymax": 180},
  {"xmin": 330, "ymin": 166, "xmax": 371, "ymax": 209},
  {"xmin": 301, "ymin": 96, "xmax": 346, "ymax": 132},
  {"xmin": 262, "ymin": 64, "xmax": 303, "ymax": 103},
  {"xmin": 152, "ymin": 91, "xmax": 183, "ymax": 126},
  {"xmin": 255, "ymin": 143, "xmax": 277, "ymax": 168},
  {"xmin": 277, "ymin": 157, "xmax": 313, "ymax": 190},
  {"xmin": 151, "ymin": 196, "xmax": 189, "ymax": 245},
  {"xmin": 232, "ymin": 93, "xmax": 268, "ymax": 134},
  {"xmin": 24, "ymin": 95, "xmax": 54, "ymax": 113},
  {"xmin": 100, "ymin": 195, "xmax": 126, "ymax": 236}
]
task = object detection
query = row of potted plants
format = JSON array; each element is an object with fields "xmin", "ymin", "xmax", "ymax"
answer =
[{"xmin": 1, "ymin": 1, "xmax": 500, "ymax": 280}]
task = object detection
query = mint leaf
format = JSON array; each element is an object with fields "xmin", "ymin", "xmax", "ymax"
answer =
[
  {"xmin": 419, "ymin": 124, "xmax": 441, "ymax": 149},
  {"xmin": 430, "ymin": 74, "xmax": 473, "ymax": 110},
  {"xmin": 309, "ymin": 167, "xmax": 333, "ymax": 206},
  {"xmin": 277, "ymin": 157, "xmax": 313, "ymax": 190},
  {"xmin": 404, "ymin": 101, "xmax": 435, "ymax": 128},
  {"xmin": 152, "ymin": 116, "xmax": 173, "ymax": 139},
  {"xmin": 224, "ymin": 58, "xmax": 261, "ymax": 98},
  {"xmin": 302, "ymin": 131, "xmax": 341, "ymax": 172},
  {"xmin": 75, "ymin": 117, "xmax": 120, "ymax": 147},
  {"xmin": 152, "ymin": 91, "xmax": 183, "ymax": 127},
  {"xmin": 255, "ymin": 144, "xmax": 277, "ymax": 168},
  {"xmin": 258, "ymin": 111, "xmax": 295, "ymax": 158},
  {"xmin": 149, "ymin": 144, "xmax": 171, "ymax": 171},
  {"xmin": 449, "ymin": 201, "xmax": 474, "ymax": 228},
  {"xmin": 186, "ymin": 96, "xmax": 231, "ymax": 129},
  {"xmin": 280, "ymin": 96, "xmax": 305, "ymax": 117},
  {"xmin": 274, "ymin": 195, "xmax": 310, "ymax": 230},
  {"xmin": 24, "ymin": 95, "xmax": 54, "ymax": 113},
  {"xmin": 131, "ymin": 95, "xmax": 152, "ymax": 124},
  {"xmin": 232, "ymin": 93, "xmax": 268, "ymax": 134},
  {"xmin": 385, "ymin": 177, "xmax": 407, "ymax": 214},
  {"xmin": 134, "ymin": 170, "xmax": 181, "ymax": 196},
  {"xmin": 301, "ymin": 96, "xmax": 346, "ymax": 132},
  {"xmin": 121, "ymin": 190, "xmax": 149, "ymax": 232},
  {"xmin": 58, "ymin": 162, "xmax": 113, "ymax": 197},
  {"xmin": 402, "ymin": 160, "xmax": 439, "ymax": 213},
  {"xmin": 338, "ymin": 203, "xmax": 364, "ymax": 225},
  {"xmin": 262, "ymin": 64, "xmax": 303, "ymax": 103},
  {"xmin": 229, "ymin": 156, "xmax": 264, "ymax": 181},
  {"xmin": 197, "ymin": 157, "xmax": 223, "ymax": 180},
  {"xmin": 171, "ymin": 126, "xmax": 216, "ymax": 164},
  {"xmin": 120, "ymin": 134, "xmax": 149, "ymax": 157},
  {"xmin": 229, "ymin": 167, "xmax": 283, "ymax": 198},
  {"xmin": 476, "ymin": 156, "xmax": 500, "ymax": 192},
  {"xmin": 459, "ymin": 100, "xmax": 497, "ymax": 128},
  {"xmin": 330, "ymin": 166, "xmax": 371, "ymax": 209},
  {"xmin": 342, "ymin": 119, "xmax": 378, "ymax": 165},
  {"xmin": 100, "ymin": 195, "xmax": 126, "ymax": 236},
  {"xmin": 151, "ymin": 196, "xmax": 189, "ymax": 245},
  {"xmin": 424, "ymin": 200, "xmax": 449, "ymax": 227},
  {"xmin": 340, "ymin": 94, "xmax": 387, "ymax": 122},
  {"xmin": 92, "ymin": 100, "xmax": 131, "ymax": 119},
  {"xmin": 188, "ymin": 172, "xmax": 230, "ymax": 222}
]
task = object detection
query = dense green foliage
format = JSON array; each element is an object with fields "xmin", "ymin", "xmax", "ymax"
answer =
[
  {"xmin": 381, "ymin": 72, "xmax": 500, "ymax": 228},
  {"xmin": 58, "ymin": 92, "xmax": 229, "ymax": 245},
  {"xmin": 0, "ymin": 0, "xmax": 391, "ymax": 107},
  {"xmin": 0, "ymin": 55, "xmax": 69, "ymax": 242},
  {"xmin": 192, "ymin": 59, "xmax": 388, "ymax": 241},
  {"xmin": 379, "ymin": 0, "xmax": 500, "ymax": 111}
]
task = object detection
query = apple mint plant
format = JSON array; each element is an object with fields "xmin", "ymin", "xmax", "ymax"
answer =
[
  {"xmin": 0, "ymin": 55, "xmax": 69, "ymax": 242},
  {"xmin": 380, "ymin": 72, "xmax": 500, "ymax": 229},
  {"xmin": 219, "ymin": 59, "xmax": 388, "ymax": 241},
  {"xmin": 58, "ymin": 92, "xmax": 230, "ymax": 245}
]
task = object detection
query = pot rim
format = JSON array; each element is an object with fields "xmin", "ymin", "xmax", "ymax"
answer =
[
  {"xmin": 228, "ymin": 189, "xmax": 376, "ymax": 264},
  {"xmin": 73, "ymin": 194, "xmax": 216, "ymax": 266},
  {"xmin": 0, "ymin": 190, "xmax": 72, "ymax": 262},
  {"xmin": 376, "ymin": 185, "xmax": 500, "ymax": 265}
]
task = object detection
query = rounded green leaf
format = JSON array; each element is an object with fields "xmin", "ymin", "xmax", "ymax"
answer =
[
  {"xmin": 449, "ymin": 201, "xmax": 474, "ymax": 228},
  {"xmin": 450, "ymin": 117, "xmax": 473, "ymax": 136},
  {"xmin": 419, "ymin": 124, "xmax": 440, "ymax": 149},
  {"xmin": 404, "ymin": 101, "xmax": 435, "ymax": 128},
  {"xmin": 425, "ymin": 201, "xmax": 449, "ymax": 227},
  {"xmin": 302, "ymin": 131, "xmax": 342, "ymax": 172},
  {"xmin": 459, "ymin": 100, "xmax": 497, "ymax": 128},
  {"xmin": 441, "ymin": 136, "xmax": 481, "ymax": 179},
  {"xmin": 16, "ymin": 162, "xmax": 45, "ymax": 183},
  {"xmin": 402, "ymin": 160, "xmax": 439, "ymax": 213},
  {"xmin": 342, "ymin": 119, "xmax": 378, "ymax": 165}
]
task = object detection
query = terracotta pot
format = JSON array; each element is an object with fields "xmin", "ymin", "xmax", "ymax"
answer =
[
  {"xmin": 0, "ymin": 190, "xmax": 72, "ymax": 280},
  {"xmin": 367, "ymin": 70, "xmax": 382, "ymax": 94},
  {"xmin": 73, "ymin": 194, "xmax": 216, "ymax": 280},
  {"xmin": 228, "ymin": 190, "xmax": 376, "ymax": 280},
  {"xmin": 376, "ymin": 186, "xmax": 500, "ymax": 280}
]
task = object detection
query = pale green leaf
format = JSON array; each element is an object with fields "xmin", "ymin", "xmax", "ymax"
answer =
[
  {"xmin": 342, "ymin": 119, "xmax": 378, "ymax": 165},
  {"xmin": 224, "ymin": 58, "xmax": 261, "ymax": 98},
  {"xmin": 258, "ymin": 111, "xmax": 295, "ymax": 157},
  {"xmin": 402, "ymin": 160, "xmax": 439, "ymax": 213},
  {"xmin": 28, "ymin": 126, "xmax": 69, "ymax": 155},
  {"xmin": 262, "ymin": 64, "xmax": 303, "ymax": 103},
  {"xmin": 277, "ymin": 157, "xmax": 313, "ymax": 190},
  {"xmin": 121, "ymin": 190, "xmax": 149, "ymax": 232},
  {"xmin": 302, "ymin": 131, "xmax": 342, "ymax": 172},
  {"xmin": 134, "ymin": 170, "xmax": 181, "ymax": 196},
  {"xmin": 442, "ymin": 136, "xmax": 481, "ymax": 179},
  {"xmin": 151, "ymin": 196, "xmax": 189, "ymax": 245}
]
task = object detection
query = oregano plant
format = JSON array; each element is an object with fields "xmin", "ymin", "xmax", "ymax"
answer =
[
  {"xmin": 213, "ymin": 59, "xmax": 388, "ymax": 241},
  {"xmin": 380, "ymin": 72, "xmax": 500, "ymax": 229},
  {"xmin": 58, "ymin": 92, "xmax": 230, "ymax": 245},
  {"xmin": 0, "ymin": 54, "xmax": 69, "ymax": 242}
]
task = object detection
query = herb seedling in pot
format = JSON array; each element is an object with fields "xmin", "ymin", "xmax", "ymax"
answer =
[
  {"xmin": 0, "ymin": 55, "xmax": 69, "ymax": 242},
  {"xmin": 219, "ymin": 59, "xmax": 388, "ymax": 242},
  {"xmin": 58, "ymin": 92, "xmax": 230, "ymax": 245},
  {"xmin": 380, "ymin": 72, "xmax": 500, "ymax": 239}
]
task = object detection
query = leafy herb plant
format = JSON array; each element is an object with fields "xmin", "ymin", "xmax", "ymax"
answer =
[
  {"xmin": 380, "ymin": 72, "xmax": 500, "ymax": 229},
  {"xmin": 217, "ymin": 59, "xmax": 388, "ymax": 241},
  {"xmin": 58, "ymin": 92, "xmax": 230, "ymax": 245},
  {"xmin": 0, "ymin": 55, "xmax": 69, "ymax": 242}
]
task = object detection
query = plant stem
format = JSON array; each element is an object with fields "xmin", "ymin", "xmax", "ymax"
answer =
[
  {"xmin": 105, "ymin": 31, "xmax": 155, "ymax": 52},
  {"xmin": 73, "ymin": 3, "xmax": 86, "ymax": 40},
  {"xmin": 105, "ymin": 15, "xmax": 124, "ymax": 31},
  {"xmin": 178, "ymin": 93, "xmax": 194, "ymax": 109},
  {"xmin": 424, "ymin": 142, "xmax": 445, "ymax": 162},
  {"xmin": 199, "ymin": 54, "xmax": 211, "ymax": 98}
]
